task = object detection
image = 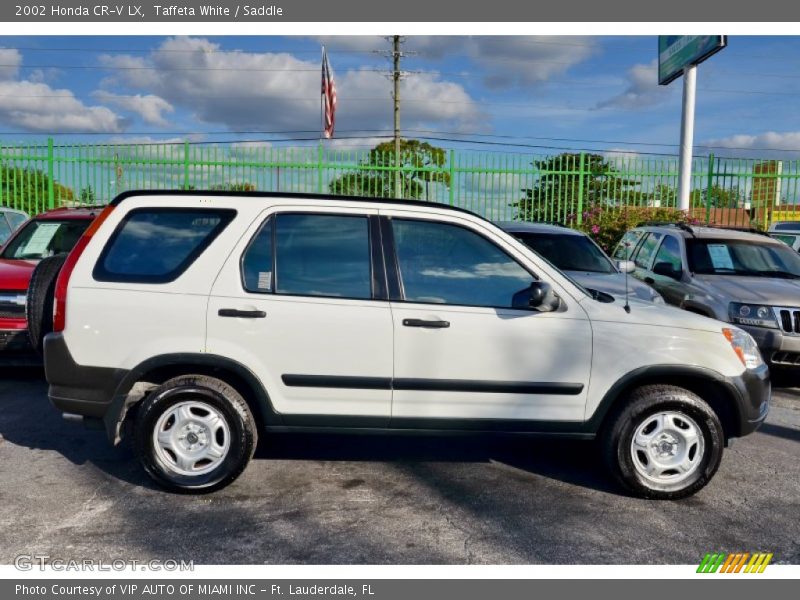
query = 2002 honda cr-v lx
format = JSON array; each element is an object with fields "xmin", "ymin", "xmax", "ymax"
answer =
[{"xmin": 40, "ymin": 191, "xmax": 770, "ymax": 498}]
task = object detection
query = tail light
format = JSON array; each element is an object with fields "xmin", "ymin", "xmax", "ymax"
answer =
[{"xmin": 53, "ymin": 206, "xmax": 115, "ymax": 333}]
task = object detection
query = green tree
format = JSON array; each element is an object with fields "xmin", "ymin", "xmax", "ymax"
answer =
[
  {"xmin": 1, "ymin": 163, "xmax": 74, "ymax": 212},
  {"xmin": 512, "ymin": 153, "xmax": 648, "ymax": 222},
  {"xmin": 690, "ymin": 184, "xmax": 744, "ymax": 209},
  {"xmin": 329, "ymin": 139, "xmax": 450, "ymax": 200}
]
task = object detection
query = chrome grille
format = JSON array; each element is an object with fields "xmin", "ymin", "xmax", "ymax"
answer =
[
  {"xmin": 0, "ymin": 291, "xmax": 26, "ymax": 319},
  {"xmin": 777, "ymin": 308, "xmax": 800, "ymax": 335}
]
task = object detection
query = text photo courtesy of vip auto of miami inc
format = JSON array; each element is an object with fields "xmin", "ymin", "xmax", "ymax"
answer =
[{"xmin": 0, "ymin": 30, "xmax": 798, "ymax": 582}]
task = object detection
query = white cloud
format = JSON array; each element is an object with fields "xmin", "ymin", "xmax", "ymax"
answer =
[
  {"xmin": 314, "ymin": 36, "xmax": 596, "ymax": 89},
  {"xmin": 702, "ymin": 131, "xmax": 800, "ymax": 158},
  {"xmin": 0, "ymin": 79, "xmax": 123, "ymax": 133},
  {"xmin": 92, "ymin": 92, "xmax": 174, "ymax": 126},
  {"xmin": 597, "ymin": 60, "xmax": 674, "ymax": 110},
  {"xmin": 100, "ymin": 36, "xmax": 483, "ymax": 137},
  {"xmin": 0, "ymin": 48, "xmax": 22, "ymax": 80}
]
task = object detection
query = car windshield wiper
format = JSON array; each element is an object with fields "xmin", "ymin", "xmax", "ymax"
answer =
[{"xmin": 739, "ymin": 270, "xmax": 800, "ymax": 279}]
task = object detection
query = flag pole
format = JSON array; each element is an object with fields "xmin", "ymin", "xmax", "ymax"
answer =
[{"xmin": 320, "ymin": 45, "xmax": 325, "ymax": 142}]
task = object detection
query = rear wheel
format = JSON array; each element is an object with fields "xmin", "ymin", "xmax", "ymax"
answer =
[
  {"xmin": 601, "ymin": 384, "xmax": 724, "ymax": 499},
  {"xmin": 133, "ymin": 375, "xmax": 257, "ymax": 493},
  {"xmin": 25, "ymin": 254, "xmax": 67, "ymax": 355}
]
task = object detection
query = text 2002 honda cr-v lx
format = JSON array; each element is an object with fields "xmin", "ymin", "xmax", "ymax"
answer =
[{"xmin": 42, "ymin": 191, "xmax": 770, "ymax": 498}]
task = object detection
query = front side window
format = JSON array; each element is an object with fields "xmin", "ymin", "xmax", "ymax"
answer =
[
  {"xmin": 94, "ymin": 208, "xmax": 235, "ymax": 283},
  {"xmin": 613, "ymin": 230, "xmax": 645, "ymax": 260},
  {"xmin": 274, "ymin": 213, "xmax": 372, "ymax": 299},
  {"xmin": 392, "ymin": 219, "xmax": 532, "ymax": 308},
  {"xmin": 1, "ymin": 219, "xmax": 91, "ymax": 260},
  {"xmin": 633, "ymin": 232, "xmax": 664, "ymax": 269},
  {"xmin": 653, "ymin": 235, "xmax": 683, "ymax": 273}
]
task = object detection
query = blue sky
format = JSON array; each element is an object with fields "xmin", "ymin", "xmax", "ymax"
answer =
[{"xmin": 1, "ymin": 35, "xmax": 799, "ymax": 158}]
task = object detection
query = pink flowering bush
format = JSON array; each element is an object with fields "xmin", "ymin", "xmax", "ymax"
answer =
[{"xmin": 566, "ymin": 206, "xmax": 701, "ymax": 254}]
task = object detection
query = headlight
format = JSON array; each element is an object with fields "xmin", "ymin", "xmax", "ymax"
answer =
[
  {"xmin": 728, "ymin": 302, "xmax": 778, "ymax": 328},
  {"xmin": 722, "ymin": 327, "xmax": 764, "ymax": 369}
]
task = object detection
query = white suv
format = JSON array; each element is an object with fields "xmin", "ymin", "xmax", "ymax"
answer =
[{"xmin": 41, "ymin": 191, "xmax": 770, "ymax": 498}]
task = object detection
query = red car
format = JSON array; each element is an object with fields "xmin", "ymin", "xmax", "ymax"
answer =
[{"xmin": 0, "ymin": 207, "xmax": 98, "ymax": 359}]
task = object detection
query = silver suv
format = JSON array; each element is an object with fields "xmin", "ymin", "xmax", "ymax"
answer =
[
  {"xmin": 614, "ymin": 224, "xmax": 800, "ymax": 370},
  {"xmin": 769, "ymin": 221, "xmax": 800, "ymax": 253}
]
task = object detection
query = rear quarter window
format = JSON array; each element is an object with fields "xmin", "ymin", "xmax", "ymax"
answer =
[{"xmin": 93, "ymin": 208, "xmax": 236, "ymax": 283}]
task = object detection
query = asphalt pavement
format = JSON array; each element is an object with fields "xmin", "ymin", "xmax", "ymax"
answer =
[{"xmin": 0, "ymin": 367, "xmax": 798, "ymax": 565}]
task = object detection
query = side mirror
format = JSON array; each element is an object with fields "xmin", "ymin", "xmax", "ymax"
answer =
[
  {"xmin": 512, "ymin": 281, "xmax": 561, "ymax": 312},
  {"xmin": 616, "ymin": 260, "xmax": 636, "ymax": 274},
  {"xmin": 653, "ymin": 261, "xmax": 681, "ymax": 280}
]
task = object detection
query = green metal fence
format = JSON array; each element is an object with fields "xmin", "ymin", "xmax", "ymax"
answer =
[{"xmin": 2, "ymin": 138, "xmax": 799, "ymax": 229}]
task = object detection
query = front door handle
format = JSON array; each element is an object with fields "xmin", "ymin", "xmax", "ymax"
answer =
[
  {"xmin": 218, "ymin": 309, "xmax": 266, "ymax": 319},
  {"xmin": 402, "ymin": 318, "xmax": 450, "ymax": 329}
]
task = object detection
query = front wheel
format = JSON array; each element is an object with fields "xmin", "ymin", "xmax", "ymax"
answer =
[
  {"xmin": 601, "ymin": 385, "xmax": 724, "ymax": 500},
  {"xmin": 132, "ymin": 375, "xmax": 257, "ymax": 493}
]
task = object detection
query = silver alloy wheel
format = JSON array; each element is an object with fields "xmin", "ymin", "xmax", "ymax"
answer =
[
  {"xmin": 630, "ymin": 411, "xmax": 705, "ymax": 486},
  {"xmin": 152, "ymin": 400, "xmax": 231, "ymax": 477}
]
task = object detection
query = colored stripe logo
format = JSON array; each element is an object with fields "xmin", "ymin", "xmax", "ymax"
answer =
[{"xmin": 697, "ymin": 552, "xmax": 773, "ymax": 573}]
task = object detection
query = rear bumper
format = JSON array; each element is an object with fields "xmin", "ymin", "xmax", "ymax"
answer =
[
  {"xmin": 739, "ymin": 325, "xmax": 800, "ymax": 369},
  {"xmin": 44, "ymin": 332, "xmax": 126, "ymax": 419}
]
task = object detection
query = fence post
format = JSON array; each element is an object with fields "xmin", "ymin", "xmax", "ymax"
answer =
[
  {"xmin": 448, "ymin": 149, "xmax": 455, "ymax": 205},
  {"xmin": 317, "ymin": 141, "xmax": 324, "ymax": 194},
  {"xmin": 47, "ymin": 137, "xmax": 55, "ymax": 209},
  {"xmin": 183, "ymin": 140, "xmax": 190, "ymax": 190},
  {"xmin": 576, "ymin": 152, "xmax": 586, "ymax": 225},
  {"xmin": 705, "ymin": 153, "xmax": 714, "ymax": 225}
]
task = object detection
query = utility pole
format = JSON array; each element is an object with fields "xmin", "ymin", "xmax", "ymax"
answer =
[
  {"xmin": 392, "ymin": 35, "xmax": 402, "ymax": 199},
  {"xmin": 677, "ymin": 64, "xmax": 697, "ymax": 211}
]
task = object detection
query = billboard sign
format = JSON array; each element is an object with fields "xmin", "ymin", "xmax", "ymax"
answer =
[{"xmin": 658, "ymin": 35, "xmax": 727, "ymax": 85}]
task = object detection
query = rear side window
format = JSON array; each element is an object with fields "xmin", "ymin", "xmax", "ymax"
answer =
[
  {"xmin": 613, "ymin": 230, "xmax": 644, "ymax": 260},
  {"xmin": 274, "ymin": 213, "xmax": 372, "ymax": 299},
  {"xmin": 6, "ymin": 212, "xmax": 27, "ymax": 230},
  {"xmin": 94, "ymin": 208, "xmax": 236, "ymax": 283}
]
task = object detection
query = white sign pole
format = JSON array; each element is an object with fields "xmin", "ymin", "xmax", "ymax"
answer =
[{"xmin": 677, "ymin": 64, "xmax": 697, "ymax": 211}]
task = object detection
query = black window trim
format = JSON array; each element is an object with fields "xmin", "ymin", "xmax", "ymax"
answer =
[
  {"xmin": 93, "ymin": 207, "xmax": 237, "ymax": 284},
  {"xmin": 239, "ymin": 210, "xmax": 386, "ymax": 303},
  {"xmin": 381, "ymin": 215, "xmax": 544, "ymax": 312}
]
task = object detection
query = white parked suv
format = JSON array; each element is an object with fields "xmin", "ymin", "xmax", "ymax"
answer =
[{"xmin": 41, "ymin": 191, "xmax": 770, "ymax": 498}]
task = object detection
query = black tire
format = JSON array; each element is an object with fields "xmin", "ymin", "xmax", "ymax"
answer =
[
  {"xmin": 601, "ymin": 384, "xmax": 724, "ymax": 500},
  {"xmin": 25, "ymin": 254, "xmax": 67, "ymax": 355},
  {"xmin": 133, "ymin": 375, "xmax": 258, "ymax": 493}
]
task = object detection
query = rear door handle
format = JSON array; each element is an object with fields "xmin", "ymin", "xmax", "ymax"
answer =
[
  {"xmin": 218, "ymin": 309, "xmax": 266, "ymax": 319},
  {"xmin": 402, "ymin": 318, "xmax": 450, "ymax": 329}
]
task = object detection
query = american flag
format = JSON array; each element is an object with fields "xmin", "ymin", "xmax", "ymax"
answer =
[{"xmin": 321, "ymin": 47, "xmax": 337, "ymax": 139}]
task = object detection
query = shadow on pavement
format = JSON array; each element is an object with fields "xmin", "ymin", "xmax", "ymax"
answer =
[
  {"xmin": 758, "ymin": 422, "xmax": 800, "ymax": 443},
  {"xmin": 0, "ymin": 367, "xmax": 622, "ymax": 497}
]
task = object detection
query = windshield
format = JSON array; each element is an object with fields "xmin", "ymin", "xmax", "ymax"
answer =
[
  {"xmin": 512, "ymin": 231, "xmax": 616, "ymax": 274},
  {"xmin": 687, "ymin": 238, "xmax": 800, "ymax": 278},
  {"xmin": 1, "ymin": 219, "xmax": 91, "ymax": 260}
]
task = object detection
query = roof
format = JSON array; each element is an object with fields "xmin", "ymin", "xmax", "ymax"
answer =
[
  {"xmin": 496, "ymin": 221, "xmax": 584, "ymax": 236},
  {"xmin": 110, "ymin": 189, "xmax": 486, "ymax": 220},
  {"xmin": 635, "ymin": 223, "xmax": 781, "ymax": 244}
]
